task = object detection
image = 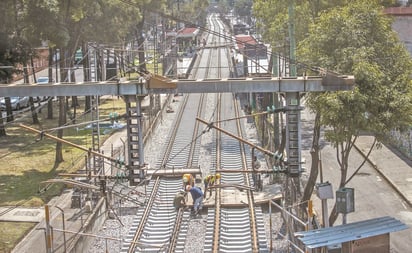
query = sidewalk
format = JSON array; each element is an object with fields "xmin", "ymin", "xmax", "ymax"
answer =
[
  {"xmin": 355, "ymin": 135, "xmax": 412, "ymax": 207},
  {"xmin": 11, "ymin": 190, "xmax": 87, "ymax": 253}
]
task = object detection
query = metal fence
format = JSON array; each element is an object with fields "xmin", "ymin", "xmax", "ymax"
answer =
[{"xmin": 389, "ymin": 128, "xmax": 412, "ymax": 159}]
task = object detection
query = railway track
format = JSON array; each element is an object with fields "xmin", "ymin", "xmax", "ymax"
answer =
[
  {"xmin": 122, "ymin": 91, "xmax": 206, "ymax": 252},
  {"xmin": 122, "ymin": 13, "xmax": 270, "ymax": 253},
  {"xmin": 204, "ymin": 92, "xmax": 269, "ymax": 253}
]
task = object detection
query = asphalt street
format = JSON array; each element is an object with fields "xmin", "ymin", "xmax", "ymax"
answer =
[{"xmin": 301, "ymin": 108, "xmax": 412, "ymax": 253}]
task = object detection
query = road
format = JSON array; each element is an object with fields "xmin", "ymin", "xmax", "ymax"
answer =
[{"xmin": 300, "ymin": 104, "xmax": 412, "ymax": 253}]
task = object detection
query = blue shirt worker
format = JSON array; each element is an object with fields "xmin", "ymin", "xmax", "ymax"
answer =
[{"xmin": 186, "ymin": 185, "xmax": 204, "ymax": 215}]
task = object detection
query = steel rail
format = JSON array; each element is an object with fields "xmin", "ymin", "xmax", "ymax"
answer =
[
  {"xmin": 166, "ymin": 205, "xmax": 185, "ymax": 251},
  {"xmin": 127, "ymin": 176, "xmax": 160, "ymax": 253},
  {"xmin": 233, "ymin": 94, "xmax": 259, "ymax": 252},
  {"xmin": 186, "ymin": 93, "xmax": 206, "ymax": 167},
  {"xmin": 212, "ymin": 93, "xmax": 222, "ymax": 252},
  {"xmin": 125, "ymin": 13, "xmax": 270, "ymax": 253},
  {"xmin": 211, "ymin": 15, "xmax": 225, "ymax": 252},
  {"xmin": 166, "ymin": 93, "xmax": 206, "ymax": 252},
  {"xmin": 125, "ymin": 93, "xmax": 204, "ymax": 252},
  {"xmin": 158, "ymin": 94, "xmax": 190, "ymax": 168},
  {"xmin": 217, "ymin": 93, "xmax": 251, "ymax": 252},
  {"xmin": 125, "ymin": 35, "xmax": 210, "ymax": 252}
]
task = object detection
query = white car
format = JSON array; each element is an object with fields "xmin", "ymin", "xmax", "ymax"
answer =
[{"xmin": 0, "ymin": 96, "xmax": 30, "ymax": 110}]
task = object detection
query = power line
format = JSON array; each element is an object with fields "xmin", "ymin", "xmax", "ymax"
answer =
[{"xmin": 118, "ymin": 0, "xmax": 343, "ymax": 77}]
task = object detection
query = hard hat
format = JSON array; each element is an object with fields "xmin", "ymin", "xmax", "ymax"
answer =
[{"xmin": 216, "ymin": 173, "xmax": 221, "ymax": 179}]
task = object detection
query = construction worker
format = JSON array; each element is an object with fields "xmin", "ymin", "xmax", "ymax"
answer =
[
  {"xmin": 173, "ymin": 190, "xmax": 187, "ymax": 211},
  {"xmin": 182, "ymin": 173, "xmax": 194, "ymax": 188},
  {"xmin": 203, "ymin": 173, "xmax": 221, "ymax": 198},
  {"xmin": 186, "ymin": 185, "xmax": 203, "ymax": 216}
]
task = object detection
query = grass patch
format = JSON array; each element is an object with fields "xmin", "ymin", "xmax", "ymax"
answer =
[
  {"xmin": 0, "ymin": 222, "xmax": 35, "ymax": 253},
  {"xmin": 0, "ymin": 96, "xmax": 126, "ymax": 251}
]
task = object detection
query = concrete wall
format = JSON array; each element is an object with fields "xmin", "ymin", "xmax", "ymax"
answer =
[
  {"xmin": 392, "ymin": 16, "xmax": 412, "ymax": 55},
  {"xmin": 385, "ymin": 7, "xmax": 412, "ymax": 55},
  {"xmin": 68, "ymin": 197, "xmax": 107, "ymax": 253}
]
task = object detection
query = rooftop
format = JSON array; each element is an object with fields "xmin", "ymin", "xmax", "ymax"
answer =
[
  {"xmin": 295, "ymin": 216, "xmax": 408, "ymax": 249},
  {"xmin": 384, "ymin": 7, "xmax": 412, "ymax": 15},
  {"xmin": 177, "ymin": 27, "xmax": 199, "ymax": 38}
]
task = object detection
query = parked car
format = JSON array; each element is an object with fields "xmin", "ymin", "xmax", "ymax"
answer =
[
  {"xmin": 37, "ymin": 76, "xmax": 51, "ymax": 83},
  {"xmin": 0, "ymin": 96, "xmax": 30, "ymax": 110}
]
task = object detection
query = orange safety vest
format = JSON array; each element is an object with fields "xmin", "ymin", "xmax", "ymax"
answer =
[
  {"xmin": 183, "ymin": 174, "xmax": 193, "ymax": 184},
  {"xmin": 204, "ymin": 175, "xmax": 215, "ymax": 184}
]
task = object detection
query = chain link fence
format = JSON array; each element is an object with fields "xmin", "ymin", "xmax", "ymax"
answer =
[{"xmin": 388, "ymin": 129, "xmax": 412, "ymax": 159}]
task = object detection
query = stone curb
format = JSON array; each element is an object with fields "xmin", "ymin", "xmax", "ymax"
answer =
[{"xmin": 354, "ymin": 144, "xmax": 412, "ymax": 208}]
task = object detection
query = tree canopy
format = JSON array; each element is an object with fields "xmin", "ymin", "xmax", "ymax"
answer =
[
  {"xmin": 299, "ymin": 0, "xmax": 412, "ymax": 143},
  {"xmin": 253, "ymin": 0, "xmax": 412, "ymax": 226}
]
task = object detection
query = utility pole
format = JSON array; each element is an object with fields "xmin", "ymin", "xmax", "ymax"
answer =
[
  {"xmin": 284, "ymin": 0, "xmax": 302, "ymax": 247},
  {"xmin": 288, "ymin": 0, "xmax": 297, "ymax": 77}
]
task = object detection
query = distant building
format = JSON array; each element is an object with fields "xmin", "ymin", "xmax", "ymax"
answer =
[
  {"xmin": 176, "ymin": 27, "xmax": 200, "ymax": 55},
  {"xmin": 234, "ymin": 35, "xmax": 269, "ymax": 77},
  {"xmin": 397, "ymin": 0, "xmax": 409, "ymax": 6},
  {"xmin": 12, "ymin": 47, "xmax": 49, "ymax": 82},
  {"xmin": 384, "ymin": 7, "xmax": 412, "ymax": 55}
]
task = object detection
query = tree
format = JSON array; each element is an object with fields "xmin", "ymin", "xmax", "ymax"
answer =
[
  {"xmin": 23, "ymin": 0, "xmax": 147, "ymax": 165},
  {"xmin": 234, "ymin": 0, "xmax": 252, "ymax": 18},
  {"xmin": 0, "ymin": 32, "xmax": 18, "ymax": 132},
  {"xmin": 253, "ymin": 0, "xmax": 398, "ymax": 65},
  {"xmin": 253, "ymin": 0, "xmax": 351, "ymax": 220},
  {"xmin": 253, "ymin": 0, "xmax": 411, "ymax": 228},
  {"xmin": 0, "ymin": 1, "xmax": 39, "ymax": 134},
  {"xmin": 298, "ymin": 0, "xmax": 412, "ymax": 225}
]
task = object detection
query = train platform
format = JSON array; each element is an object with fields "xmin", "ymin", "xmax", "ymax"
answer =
[{"xmin": 177, "ymin": 57, "xmax": 194, "ymax": 78}]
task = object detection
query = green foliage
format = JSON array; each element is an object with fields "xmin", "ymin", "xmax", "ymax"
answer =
[
  {"xmin": 253, "ymin": 0, "xmax": 348, "ymax": 54},
  {"xmin": 300, "ymin": 0, "xmax": 412, "ymax": 142},
  {"xmin": 0, "ymin": 33, "xmax": 21, "ymax": 82},
  {"xmin": 234, "ymin": 0, "xmax": 252, "ymax": 17},
  {"xmin": 0, "ymin": 1, "xmax": 36, "ymax": 81},
  {"xmin": 177, "ymin": 0, "xmax": 208, "ymax": 22}
]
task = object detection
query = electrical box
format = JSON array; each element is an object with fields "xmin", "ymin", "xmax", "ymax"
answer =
[
  {"xmin": 316, "ymin": 182, "xmax": 334, "ymax": 199},
  {"xmin": 336, "ymin": 187, "xmax": 355, "ymax": 214},
  {"xmin": 71, "ymin": 191, "xmax": 81, "ymax": 208}
]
